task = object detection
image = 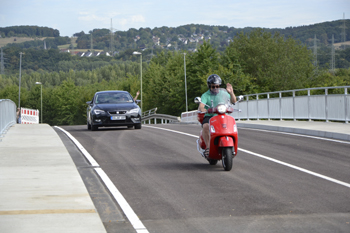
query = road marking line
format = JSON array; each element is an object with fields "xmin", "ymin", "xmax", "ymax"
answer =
[
  {"xmin": 55, "ymin": 126, "xmax": 149, "ymax": 233},
  {"xmin": 238, "ymin": 148, "xmax": 350, "ymax": 188},
  {"xmin": 240, "ymin": 127, "xmax": 350, "ymax": 144},
  {"xmin": 144, "ymin": 125, "xmax": 350, "ymax": 188},
  {"xmin": 95, "ymin": 168, "xmax": 148, "ymax": 233},
  {"xmin": 54, "ymin": 126, "xmax": 99, "ymax": 167}
]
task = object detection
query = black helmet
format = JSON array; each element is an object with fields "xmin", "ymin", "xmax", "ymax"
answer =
[{"xmin": 207, "ymin": 74, "xmax": 222, "ymax": 88}]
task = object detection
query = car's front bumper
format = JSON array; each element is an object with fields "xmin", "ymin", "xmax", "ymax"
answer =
[{"xmin": 91, "ymin": 113, "xmax": 141, "ymax": 127}]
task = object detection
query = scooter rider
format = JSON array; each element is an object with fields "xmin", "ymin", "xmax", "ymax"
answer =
[{"xmin": 198, "ymin": 74, "xmax": 237, "ymax": 156}]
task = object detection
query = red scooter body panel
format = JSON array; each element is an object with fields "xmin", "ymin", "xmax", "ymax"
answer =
[
  {"xmin": 218, "ymin": 136, "xmax": 234, "ymax": 147},
  {"xmin": 207, "ymin": 114, "xmax": 238, "ymax": 160}
]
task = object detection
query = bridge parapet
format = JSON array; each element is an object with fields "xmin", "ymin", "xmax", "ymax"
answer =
[
  {"xmin": 0, "ymin": 99, "xmax": 16, "ymax": 138},
  {"xmin": 142, "ymin": 113, "xmax": 180, "ymax": 124},
  {"xmin": 141, "ymin": 108, "xmax": 180, "ymax": 124},
  {"xmin": 181, "ymin": 86, "xmax": 350, "ymax": 124}
]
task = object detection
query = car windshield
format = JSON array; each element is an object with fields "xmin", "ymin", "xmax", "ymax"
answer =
[{"xmin": 95, "ymin": 93, "xmax": 133, "ymax": 104}]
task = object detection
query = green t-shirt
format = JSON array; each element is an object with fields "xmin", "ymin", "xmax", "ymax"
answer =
[{"xmin": 201, "ymin": 89, "xmax": 231, "ymax": 117}]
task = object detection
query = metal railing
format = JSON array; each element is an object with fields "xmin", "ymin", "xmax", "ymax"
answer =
[
  {"xmin": 231, "ymin": 86, "xmax": 349, "ymax": 123},
  {"xmin": 142, "ymin": 108, "xmax": 157, "ymax": 118},
  {"xmin": 0, "ymin": 99, "xmax": 17, "ymax": 138},
  {"xmin": 181, "ymin": 86, "xmax": 350, "ymax": 124},
  {"xmin": 141, "ymin": 107, "xmax": 181, "ymax": 124}
]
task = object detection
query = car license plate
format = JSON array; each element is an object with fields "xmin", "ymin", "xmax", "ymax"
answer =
[{"xmin": 111, "ymin": 115, "xmax": 126, "ymax": 120}]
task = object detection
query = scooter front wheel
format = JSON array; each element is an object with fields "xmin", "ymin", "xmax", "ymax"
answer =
[{"xmin": 222, "ymin": 147, "xmax": 233, "ymax": 171}]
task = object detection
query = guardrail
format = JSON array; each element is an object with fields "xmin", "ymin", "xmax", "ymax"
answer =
[
  {"xmin": 181, "ymin": 86, "xmax": 350, "ymax": 124},
  {"xmin": 181, "ymin": 110, "xmax": 198, "ymax": 123},
  {"xmin": 141, "ymin": 107, "xmax": 181, "ymax": 124},
  {"xmin": 0, "ymin": 99, "xmax": 17, "ymax": 139},
  {"xmin": 142, "ymin": 108, "xmax": 157, "ymax": 118}
]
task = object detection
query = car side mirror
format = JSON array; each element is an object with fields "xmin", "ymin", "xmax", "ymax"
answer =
[
  {"xmin": 86, "ymin": 101, "xmax": 92, "ymax": 105},
  {"xmin": 194, "ymin": 97, "xmax": 201, "ymax": 104},
  {"xmin": 135, "ymin": 100, "xmax": 141, "ymax": 104}
]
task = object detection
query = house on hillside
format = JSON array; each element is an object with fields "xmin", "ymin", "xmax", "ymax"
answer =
[
  {"xmin": 178, "ymin": 37, "xmax": 188, "ymax": 45},
  {"xmin": 152, "ymin": 36, "xmax": 160, "ymax": 46},
  {"xmin": 76, "ymin": 52, "xmax": 85, "ymax": 57},
  {"xmin": 84, "ymin": 52, "xmax": 93, "ymax": 57},
  {"xmin": 60, "ymin": 49, "xmax": 70, "ymax": 53}
]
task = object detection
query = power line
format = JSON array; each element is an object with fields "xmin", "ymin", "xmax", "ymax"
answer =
[
  {"xmin": 340, "ymin": 13, "xmax": 347, "ymax": 45},
  {"xmin": 313, "ymin": 35, "xmax": 317, "ymax": 66},
  {"xmin": 331, "ymin": 34, "xmax": 335, "ymax": 73},
  {"xmin": 0, "ymin": 48, "xmax": 5, "ymax": 74},
  {"xmin": 110, "ymin": 18, "xmax": 114, "ymax": 56},
  {"xmin": 91, "ymin": 33, "xmax": 93, "ymax": 53}
]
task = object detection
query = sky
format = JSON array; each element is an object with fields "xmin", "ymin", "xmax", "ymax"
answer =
[{"xmin": 1, "ymin": 0, "xmax": 349, "ymax": 37}]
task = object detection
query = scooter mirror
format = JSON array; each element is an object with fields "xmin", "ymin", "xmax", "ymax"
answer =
[
  {"xmin": 237, "ymin": 95, "xmax": 244, "ymax": 102},
  {"xmin": 194, "ymin": 97, "xmax": 201, "ymax": 104}
]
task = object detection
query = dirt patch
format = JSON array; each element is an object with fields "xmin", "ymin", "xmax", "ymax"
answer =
[
  {"xmin": 0, "ymin": 37, "xmax": 50, "ymax": 48},
  {"xmin": 334, "ymin": 41, "xmax": 350, "ymax": 49}
]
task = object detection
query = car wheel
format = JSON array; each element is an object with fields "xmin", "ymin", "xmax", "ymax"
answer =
[
  {"xmin": 91, "ymin": 124, "xmax": 98, "ymax": 131},
  {"xmin": 134, "ymin": 123, "xmax": 141, "ymax": 129}
]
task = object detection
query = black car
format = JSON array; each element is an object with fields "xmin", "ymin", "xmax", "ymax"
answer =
[{"xmin": 86, "ymin": 90, "xmax": 141, "ymax": 130}]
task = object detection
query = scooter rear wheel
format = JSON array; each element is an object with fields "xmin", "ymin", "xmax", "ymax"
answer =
[{"xmin": 222, "ymin": 147, "xmax": 233, "ymax": 171}]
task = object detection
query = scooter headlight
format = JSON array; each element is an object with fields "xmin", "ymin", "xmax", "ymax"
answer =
[{"xmin": 217, "ymin": 104, "xmax": 227, "ymax": 114}]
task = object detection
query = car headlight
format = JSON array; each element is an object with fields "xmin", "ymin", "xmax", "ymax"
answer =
[
  {"xmin": 93, "ymin": 109, "xmax": 105, "ymax": 115},
  {"xmin": 217, "ymin": 105, "xmax": 227, "ymax": 114},
  {"xmin": 128, "ymin": 108, "xmax": 140, "ymax": 114}
]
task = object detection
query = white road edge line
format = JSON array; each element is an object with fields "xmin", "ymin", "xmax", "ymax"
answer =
[
  {"xmin": 54, "ymin": 126, "xmax": 149, "ymax": 233},
  {"xmin": 144, "ymin": 125, "xmax": 350, "ymax": 189},
  {"xmin": 54, "ymin": 126, "xmax": 99, "ymax": 167},
  {"xmin": 94, "ymin": 168, "xmax": 148, "ymax": 233},
  {"xmin": 239, "ymin": 127, "xmax": 350, "ymax": 144}
]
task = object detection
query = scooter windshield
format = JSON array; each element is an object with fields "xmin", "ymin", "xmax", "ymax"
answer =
[{"xmin": 208, "ymin": 88, "xmax": 231, "ymax": 108}]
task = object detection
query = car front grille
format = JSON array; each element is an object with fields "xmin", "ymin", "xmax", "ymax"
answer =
[{"xmin": 108, "ymin": 110, "xmax": 127, "ymax": 114}]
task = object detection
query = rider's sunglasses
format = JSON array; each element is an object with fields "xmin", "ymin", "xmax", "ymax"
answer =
[{"xmin": 210, "ymin": 85, "xmax": 220, "ymax": 89}]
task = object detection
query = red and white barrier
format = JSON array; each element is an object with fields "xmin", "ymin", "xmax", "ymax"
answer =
[{"xmin": 20, "ymin": 108, "xmax": 39, "ymax": 124}]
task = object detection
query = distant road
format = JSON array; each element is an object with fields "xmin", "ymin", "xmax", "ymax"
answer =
[{"xmin": 61, "ymin": 124, "xmax": 350, "ymax": 233}]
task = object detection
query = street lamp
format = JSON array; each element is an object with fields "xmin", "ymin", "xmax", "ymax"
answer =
[
  {"xmin": 18, "ymin": 52, "xmax": 23, "ymax": 108},
  {"xmin": 35, "ymin": 82, "xmax": 42, "ymax": 123},
  {"xmin": 133, "ymin": 51, "xmax": 142, "ymax": 112},
  {"xmin": 184, "ymin": 53, "xmax": 188, "ymax": 112}
]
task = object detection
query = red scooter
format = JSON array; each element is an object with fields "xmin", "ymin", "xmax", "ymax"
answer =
[{"xmin": 195, "ymin": 89, "xmax": 243, "ymax": 171}]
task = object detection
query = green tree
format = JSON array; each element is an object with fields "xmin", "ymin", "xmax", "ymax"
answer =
[
  {"xmin": 186, "ymin": 41, "xmax": 219, "ymax": 102},
  {"xmin": 229, "ymin": 29, "xmax": 314, "ymax": 92}
]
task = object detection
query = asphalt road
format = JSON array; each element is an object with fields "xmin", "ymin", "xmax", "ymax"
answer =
[{"xmin": 58, "ymin": 124, "xmax": 350, "ymax": 233}]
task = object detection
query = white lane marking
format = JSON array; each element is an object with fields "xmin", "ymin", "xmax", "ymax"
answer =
[
  {"xmin": 54, "ymin": 126, "xmax": 99, "ymax": 167},
  {"xmin": 238, "ymin": 148, "xmax": 350, "ymax": 188},
  {"xmin": 144, "ymin": 125, "xmax": 198, "ymax": 138},
  {"xmin": 94, "ymin": 168, "xmax": 148, "ymax": 233},
  {"xmin": 144, "ymin": 125, "xmax": 350, "ymax": 188},
  {"xmin": 239, "ymin": 127, "xmax": 350, "ymax": 144},
  {"xmin": 55, "ymin": 126, "xmax": 149, "ymax": 233}
]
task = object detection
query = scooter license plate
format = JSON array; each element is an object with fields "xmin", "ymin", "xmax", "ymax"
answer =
[{"xmin": 111, "ymin": 115, "xmax": 126, "ymax": 120}]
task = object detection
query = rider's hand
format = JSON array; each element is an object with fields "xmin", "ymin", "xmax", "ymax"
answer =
[{"xmin": 226, "ymin": 83, "xmax": 234, "ymax": 95}]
